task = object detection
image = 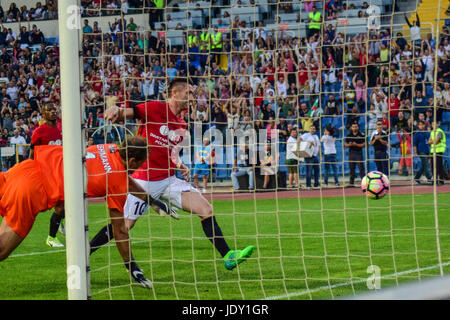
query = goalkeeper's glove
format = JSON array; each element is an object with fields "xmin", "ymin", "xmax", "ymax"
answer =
[
  {"xmin": 125, "ymin": 261, "xmax": 153, "ymax": 289},
  {"xmin": 149, "ymin": 197, "xmax": 179, "ymax": 220}
]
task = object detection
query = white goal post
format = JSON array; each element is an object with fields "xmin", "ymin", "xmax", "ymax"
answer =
[{"xmin": 58, "ymin": 0, "xmax": 90, "ymax": 300}]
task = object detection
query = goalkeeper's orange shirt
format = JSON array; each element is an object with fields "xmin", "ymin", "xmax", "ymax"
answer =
[
  {"xmin": 34, "ymin": 144, "xmax": 128, "ymax": 213},
  {"xmin": 0, "ymin": 144, "xmax": 128, "ymax": 239}
]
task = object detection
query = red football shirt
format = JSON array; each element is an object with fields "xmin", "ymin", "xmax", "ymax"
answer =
[
  {"xmin": 131, "ymin": 101, "xmax": 187, "ymax": 181},
  {"xmin": 91, "ymin": 76, "xmax": 103, "ymax": 93},
  {"xmin": 297, "ymin": 67, "xmax": 308, "ymax": 85},
  {"xmin": 31, "ymin": 122, "xmax": 62, "ymax": 147},
  {"xmin": 388, "ymin": 98, "xmax": 400, "ymax": 117}
]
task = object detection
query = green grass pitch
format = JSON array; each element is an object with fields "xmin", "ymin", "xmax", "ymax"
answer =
[{"xmin": 1, "ymin": 192, "xmax": 449, "ymax": 300}]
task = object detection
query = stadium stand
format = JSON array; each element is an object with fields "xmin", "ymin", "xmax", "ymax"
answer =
[{"xmin": 0, "ymin": 0, "xmax": 448, "ymax": 184}]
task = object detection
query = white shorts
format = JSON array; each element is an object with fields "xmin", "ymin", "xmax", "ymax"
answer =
[{"xmin": 124, "ymin": 176, "xmax": 200, "ymax": 220}]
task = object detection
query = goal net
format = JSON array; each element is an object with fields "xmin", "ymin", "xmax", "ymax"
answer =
[{"xmin": 75, "ymin": 0, "xmax": 450, "ymax": 299}]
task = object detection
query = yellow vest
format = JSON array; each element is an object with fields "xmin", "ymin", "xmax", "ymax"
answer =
[
  {"xmin": 430, "ymin": 128, "xmax": 446, "ymax": 154},
  {"xmin": 188, "ymin": 35, "xmax": 197, "ymax": 48},
  {"xmin": 212, "ymin": 32, "xmax": 222, "ymax": 49},
  {"xmin": 309, "ymin": 11, "xmax": 321, "ymax": 29},
  {"xmin": 200, "ymin": 33, "xmax": 210, "ymax": 50}
]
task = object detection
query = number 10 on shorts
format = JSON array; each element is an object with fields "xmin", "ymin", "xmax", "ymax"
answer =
[{"xmin": 134, "ymin": 201, "xmax": 148, "ymax": 216}]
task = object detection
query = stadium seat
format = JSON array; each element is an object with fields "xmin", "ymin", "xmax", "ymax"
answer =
[
  {"xmin": 321, "ymin": 117, "xmax": 332, "ymax": 129},
  {"xmin": 442, "ymin": 111, "xmax": 450, "ymax": 125},
  {"xmin": 390, "ymin": 133, "xmax": 400, "ymax": 146},
  {"xmin": 215, "ymin": 164, "xmax": 229, "ymax": 180},
  {"xmin": 331, "ymin": 117, "xmax": 344, "ymax": 129}
]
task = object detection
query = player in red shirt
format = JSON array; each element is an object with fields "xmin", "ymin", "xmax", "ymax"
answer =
[
  {"xmin": 30, "ymin": 103, "xmax": 66, "ymax": 247},
  {"xmin": 103, "ymin": 79, "xmax": 254, "ymax": 271},
  {"xmin": 30, "ymin": 103, "xmax": 63, "ymax": 157},
  {"xmin": 0, "ymin": 136, "xmax": 175, "ymax": 288}
]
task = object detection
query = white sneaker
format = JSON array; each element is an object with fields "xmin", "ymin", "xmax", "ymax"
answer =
[{"xmin": 46, "ymin": 236, "xmax": 64, "ymax": 248}]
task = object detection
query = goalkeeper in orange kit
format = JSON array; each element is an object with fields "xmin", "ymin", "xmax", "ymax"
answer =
[{"xmin": 0, "ymin": 136, "xmax": 174, "ymax": 289}]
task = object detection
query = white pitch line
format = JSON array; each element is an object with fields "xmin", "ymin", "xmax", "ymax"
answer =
[
  {"xmin": 8, "ymin": 240, "xmax": 149, "ymax": 259},
  {"xmin": 10, "ymin": 248, "xmax": 66, "ymax": 258},
  {"xmin": 262, "ymin": 261, "xmax": 450, "ymax": 300},
  {"xmin": 9, "ymin": 238, "xmax": 450, "ymax": 301},
  {"xmin": 8, "ymin": 233, "xmax": 450, "ymax": 259}
]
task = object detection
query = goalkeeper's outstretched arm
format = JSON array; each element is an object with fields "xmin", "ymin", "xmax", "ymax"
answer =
[
  {"xmin": 109, "ymin": 208, "xmax": 132, "ymax": 264},
  {"xmin": 108, "ymin": 208, "xmax": 153, "ymax": 289}
]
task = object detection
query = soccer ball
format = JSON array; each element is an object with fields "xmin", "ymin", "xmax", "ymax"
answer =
[{"xmin": 361, "ymin": 171, "xmax": 390, "ymax": 199}]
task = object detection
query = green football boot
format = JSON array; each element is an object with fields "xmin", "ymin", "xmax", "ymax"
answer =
[{"xmin": 223, "ymin": 245, "xmax": 255, "ymax": 270}]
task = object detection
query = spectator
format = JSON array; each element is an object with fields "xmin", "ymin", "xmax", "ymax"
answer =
[
  {"xmin": 345, "ymin": 104, "xmax": 360, "ymax": 130},
  {"xmin": 352, "ymin": 73, "xmax": 367, "ymax": 112},
  {"xmin": 0, "ymin": 1, "xmax": 443, "ymax": 191},
  {"xmin": 260, "ymin": 142, "xmax": 279, "ymax": 190},
  {"xmin": 413, "ymin": 85, "xmax": 428, "ymax": 116},
  {"xmin": 211, "ymin": 104, "xmax": 227, "ymax": 135},
  {"xmin": 286, "ymin": 127, "xmax": 300, "ymax": 188},
  {"xmin": 82, "ymin": 19, "xmax": 93, "ymax": 33},
  {"xmin": 231, "ymin": 144, "xmax": 255, "ymax": 191},
  {"xmin": 367, "ymin": 103, "xmax": 378, "ymax": 138},
  {"xmin": 388, "ymin": 91, "xmax": 401, "ymax": 123},
  {"xmin": 413, "ymin": 120, "xmax": 432, "ymax": 184},
  {"xmin": 371, "ymin": 89, "xmax": 388, "ymax": 120},
  {"xmin": 393, "ymin": 111, "xmax": 408, "ymax": 132},
  {"xmin": 415, "ymin": 112, "xmax": 431, "ymax": 131},
  {"xmin": 193, "ymin": 137, "xmax": 214, "ymax": 193},
  {"xmin": 307, "ymin": 6, "xmax": 322, "ymax": 39},
  {"xmin": 298, "ymin": 124, "xmax": 320, "ymax": 189},
  {"xmin": 29, "ymin": 24, "xmax": 45, "ymax": 44},
  {"xmin": 404, "ymin": 13, "xmax": 421, "ymax": 54},
  {"xmin": 395, "ymin": 32, "xmax": 407, "ymax": 51},
  {"xmin": 324, "ymin": 93, "xmax": 341, "ymax": 116},
  {"xmin": 428, "ymin": 121, "xmax": 447, "ymax": 185},
  {"xmin": 425, "ymin": 108, "xmax": 434, "ymax": 124},
  {"xmin": 277, "ymin": 117, "xmax": 288, "ymax": 152},
  {"xmin": 345, "ymin": 122, "xmax": 366, "ymax": 187},
  {"xmin": 2, "ymin": 111, "xmax": 13, "ymax": 133},
  {"xmin": 420, "ymin": 44, "xmax": 434, "ymax": 83},
  {"xmin": 397, "ymin": 128, "xmax": 412, "ymax": 176},
  {"xmin": 370, "ymin": 121, "xmax": 389, "ymax": 175},
  {"xmin": 320, "ymin": 125, "xmax": 339, "ymax": 186},
  {"xmin": 10, "ymin": 129, "xmax": 27, "ymax": 163}
]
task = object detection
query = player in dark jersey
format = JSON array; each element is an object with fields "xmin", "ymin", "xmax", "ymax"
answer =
[
  {"xmin": 29, "ymin": 103, "xmax": 65, "ymax": 247},
  {"xmin": 102, "ymin": 78, "xmax": 255, "ymax": 271}
]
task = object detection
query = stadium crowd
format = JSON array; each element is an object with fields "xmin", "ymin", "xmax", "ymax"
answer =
[{"xmin": 0, "ymin": 0, "xmax": 449, "ymax": 187}]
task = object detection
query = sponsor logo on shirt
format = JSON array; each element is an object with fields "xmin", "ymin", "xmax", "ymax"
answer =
[
  {"xmin": 48, "ymin": 139, "xmax": 62, "ymax": 145},
  {"xmin": 160, "ymin": 125, "xmax": 169, "ymax": 136}
]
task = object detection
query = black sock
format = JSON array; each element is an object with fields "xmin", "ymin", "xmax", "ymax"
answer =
[
  {"xmin": 49, "ymin": 212, "xmax": 63, "ymax": 238},
  {"xmin": 201, "ymin": 216, "xmax": 230, "ymax": 257},
  {"xmin": 90, "ymin": 224, "xmax": 113, "ymax": 255}
]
